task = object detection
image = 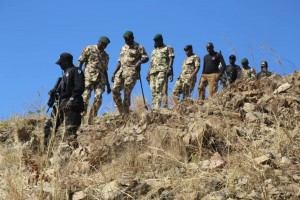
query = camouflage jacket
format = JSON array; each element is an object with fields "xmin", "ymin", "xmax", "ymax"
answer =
[
  {"xmin": 241, "ymin": 67, "xmax": 256, "ymax": 80},
  {"xmin": 257, "ymin": 71, "xmax": 272, "ymax": 79},
  {"xmin": 118, "ymin": 42, "xmax": 148, "ymax": 68},
  {"xmin": 179, "ymin": 54, "xmax": 200, "ymax": 81},
  {"xmin": 78, "ymin": 45, "xmax": 109, "ymax": 82},
  {"xmin": 149, "ymin": 45, "xmax": 174, "ymax": 75}
]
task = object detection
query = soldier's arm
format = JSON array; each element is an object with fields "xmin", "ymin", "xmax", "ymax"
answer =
[
  {"xmin": 78, "ymin": 46, "xmax": 89, "ymax": 69},
  {"xmin": 190, "ymin": 56, "xmax": 200, "ymax": 80},
  {"xmin": 218, "ymin": 54, "xmax": 226, "ymax": 76},
  {"xmin": 139, "ymin": 45, "xmax": 149, "ymax": 64},
  {"xmin": 111, "ymin": 61, "xmax": 121, "ymax": 82},
  {"xmin": 78, "ymin": 61, "xmax": 85, "ymax": 69}
]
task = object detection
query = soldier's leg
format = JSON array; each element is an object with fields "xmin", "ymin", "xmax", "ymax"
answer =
[
  {"xmin": 123, "ymin": 74, "xmax": 137, "ymax": 114},
  {"xmin": 112, "ymin": 75, "xmax": 124, "ymax": 114},
  {"xmin": 183, "ymin": 78, "xmax": 196, "ymax": 100},
  {"xmin": 207, "ymin": 73, "xmax": 219, "ymax": 98},
  {"xmin": 44, "ymin": 105, "xmax": 63, "ymax": 146},
  {"xmin": 198, "ymin": 75, "xmax": 208, "ymax": 100},
  {"xmin": 172, "ymin": 79, "xmax": 183, "ymax": 105},
  {"xmin": 88, "ymin": 81, "xmax": 105, "ymax": 123},
  {"xmin": 64, "ymin": 109, "xmax": 81, "ymax": 149},
  {"xmin": 149, "ymin": 74, "xmax": 158, "ymax": 108},
  {"xmin": 161, "ymin": 76, "xmax": 168, "ymax": 108},
  {"xmin": 82, "ymin": 79, "xmax": 94, "ymax": 115},
  {"xmin": 155, "ymin": 72, "xmax": 167, "ymax": 109}
]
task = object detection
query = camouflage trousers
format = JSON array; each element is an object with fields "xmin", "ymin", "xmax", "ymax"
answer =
[
  {"xmin": 112, "ymin": 69, "xmax": 137, "ymax": 114},
  {"xmin": 150, "ymin": 72, "xmax": 168, "ymax": 109},
  {"xmin": 83, "ymin": 78, "xmax": 105, "ymax": 121},
  {"xmin": 198, "ymin": 73, "xmax": 219, "ymax": 100},
  {"xmin": 172, "ymin": 77, "xmax": 196, "ymax": 103}
]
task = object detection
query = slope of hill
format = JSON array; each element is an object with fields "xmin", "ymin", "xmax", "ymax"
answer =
[{"xmin": 0, "ymin": 71, "xmax": 300, "ymax": 199}]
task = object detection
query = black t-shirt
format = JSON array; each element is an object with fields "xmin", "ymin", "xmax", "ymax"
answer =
[{"xmin": 202, "ymin": 52, "xmax": 226, "ymax": 74}]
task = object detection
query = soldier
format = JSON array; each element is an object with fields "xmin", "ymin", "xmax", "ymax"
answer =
[
  {"xmin": 172, "ymin": 45, "xmax": 200, "ymax": 104},
  {"xmin": 111, "ymin": 31, "xmax": 149, "ymax": 115},
  {"xmin": 146, "ymin": 34, "xmax": 174, "ymax": 109},
  {"xmin": 44, "ymin": 52, "xmax": 84, "ymax": 146},
  {"xmin": 78, "ymin": 36, "xmax": 111, "ymax": 124},
  {"xmin": 198, "ymin": 42, "xmax": 226, "ymax": 100},
  {"xmin": 221, "ymin": 54, "xmax": 241, "ymax": 88},
  {"xmin": 240, "ymin": 58, "xmax": 256, "ymax": 79},
  {"xmin": 257, "ymin": 61, "xmax": 272, "ymax": 79}
]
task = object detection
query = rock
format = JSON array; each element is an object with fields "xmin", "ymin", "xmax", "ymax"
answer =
[
  {"xmin": 280, "ymin": 156, "xmax": 292, "ymax": 166},
  {"xmin": 273, "ymin": 83, "xmax": 291, "ymax": 94},
  {"xmin": 243, "ymin": 103, "xmax": 256, "ymax": 113},
  {"xmin": 101, "ymin": 180, "xmax": 122, "ymax": 199},
  {"xmin": 254, "ymin": 155, "xmax": 271, "ymax": 165},
  {"xmin": 137, "ymin": 134, "xmax": 145, "ymax": 142},
  {"xmin": 209, "ymin": 152, "xmax": 225, "ymax": 169},
  {"xmin": 292, "ymin": 174, "xmax": 300, "ymax": 183},
  {"xmin": 245, "ymin": 112, "xmax": 258, "ymax": 122},
  {"xmin": 201, "ymin": 190, "xmax": 226, "ymax": 200},
  {"xmin": 72, "ymin": 191, "xmax": 86, "ymax": 200}
]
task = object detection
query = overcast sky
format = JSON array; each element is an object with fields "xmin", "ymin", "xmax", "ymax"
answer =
[{"xmin": 1, "ymin": 0, "xmax": 299, "ymax": 119}]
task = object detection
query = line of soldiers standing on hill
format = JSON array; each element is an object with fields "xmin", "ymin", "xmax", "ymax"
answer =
[{"xmin": 44, "ymin": 31, "xmax": 274, "ymax": 147}]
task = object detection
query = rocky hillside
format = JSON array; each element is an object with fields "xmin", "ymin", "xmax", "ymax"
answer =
[{"xmin": 0, "ymin": 71, "xmax": 300, "ymax": 200}]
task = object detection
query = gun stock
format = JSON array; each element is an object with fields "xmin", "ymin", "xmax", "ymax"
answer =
[{"xmin": 47, "ymin": 77, "xmax": 62, "ymax": 112}]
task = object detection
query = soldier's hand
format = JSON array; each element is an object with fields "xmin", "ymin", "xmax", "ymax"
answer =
[
  {"xmin": 169, "ymin": 74, "xmax": 174, "ymax": 82},
  {"xmin": 146, "ymin": 74, "xmax": 150, "ymax": 83},
  {"xmin": 65, "ymin": 100, "xmax": 74, "ymax": 111},
  {"xmin": 111, "ymin": 75, "xmax": 115, "ymax": 83},
  {"xmin": 135, "ymin": 60, "xmax": 142, "ymax": 69},
  {"xmin": 216, "ymin": 74, "xmax": 221, "ymax": 82},
  {"xmin": 107, "ymin": 85, "xmax": 111, "ymax": 94}
]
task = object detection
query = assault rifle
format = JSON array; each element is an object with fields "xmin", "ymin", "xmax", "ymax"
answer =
[
  {"xmin": 217, "ymin": 51, "xmax": 230, "ymax": 86},
  {"xmin": 46, "ymin": 77, "xmax": 62, "ymax": 112}
]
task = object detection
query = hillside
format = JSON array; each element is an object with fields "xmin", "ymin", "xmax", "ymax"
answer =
[{"xmin": 0, "ymin": 71, "xmax": 300, "ymax": 200}]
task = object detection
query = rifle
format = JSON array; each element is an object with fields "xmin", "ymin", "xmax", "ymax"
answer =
[
  {"xmin": 138, "ymin": 70, "xmax": 148, "ymax": 110},
  {"xmin": 47, "ymin": 77, "xmax": 62, "ymax": 112},
  {"xmin": 217, "ymin": 50, "xmax": 230, "ymax": 86}
]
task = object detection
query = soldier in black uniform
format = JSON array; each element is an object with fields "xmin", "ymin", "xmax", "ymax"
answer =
[
  {"xmin": 221, "ymin": 55, "xmax": 241, "ymax": 88},
  {"xmin": 44, "ymin": 52, "xmax": 84, "ymax": 146},
  {"xmin": 257, "ymin": 61, "xmax": 273, "ymax": 79}
]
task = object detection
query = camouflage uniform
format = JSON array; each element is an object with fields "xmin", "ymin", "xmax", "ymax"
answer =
[
  {"xmin": 149, "ymin": 45, "xmax": 174, "ymax": 109},
  {"xmin": 173, "ymin": 54, "xmax": 200, "ymax": 101},
  {"xmin": 241, "ymin": 67, "xmax": 256, "ymax": 80},
  {"xmin": 257, "ymin": 71, "xmax": 272, "ymax": 79},
  {"xmin": 112, "ymin": 42, "xmax": 148, "ymax": 113},
  {"xmin": 78, "ymin": 45, "xmax": 109, "ymax": 120}
]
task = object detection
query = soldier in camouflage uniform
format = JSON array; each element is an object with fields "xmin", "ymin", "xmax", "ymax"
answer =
[
  {"xmin": 172, "ymin": 45, "xmax": 200, "ymax": 104},
  {"xmin": 111, "ymin": 31, "xmax": 149, "ymax": 115},
  {"xmin": 78, "ymin": 36, "xmax": 111, "ymax": 124},
  {"xmin": 257, "ymin": 61, "xmax": 273, "ymax": 79},
  {"xmin": 240, "ymin": 58, "xmax": 256, "ymax": 80},
  {"xmin": 146, "ymin": 34, "xmax": 174, "ymax": 109}
]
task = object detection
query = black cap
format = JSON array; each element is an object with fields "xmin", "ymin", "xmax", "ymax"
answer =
[
  {"xmin": 56, "ymin": 52, "xmax": 73, "ymax": 65},
  {"xmin": 229, "ymin": 55, "xmax": 236, "ymax": 60},
  {"xmin": 184, "ymin": 45, "xmax": 192, "ymax": 50}
]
